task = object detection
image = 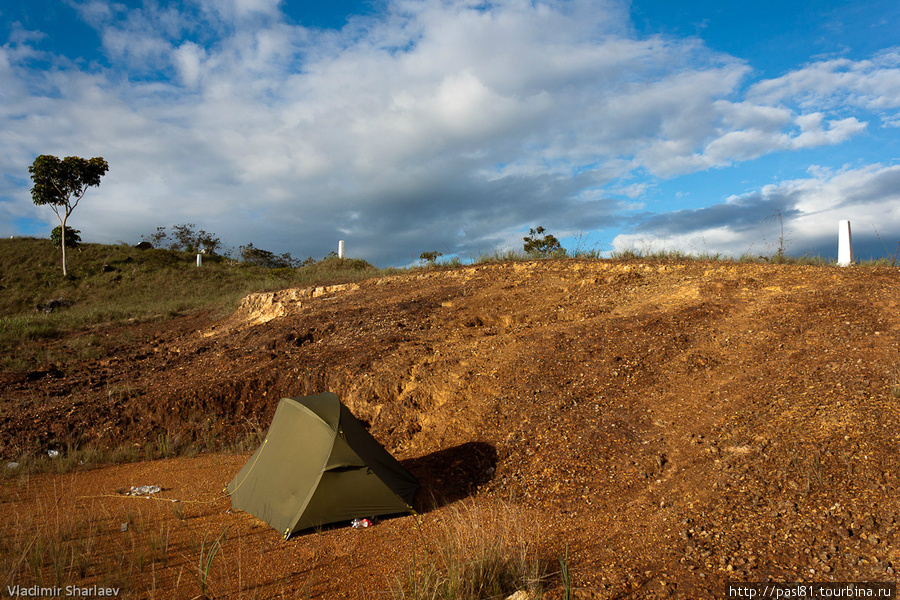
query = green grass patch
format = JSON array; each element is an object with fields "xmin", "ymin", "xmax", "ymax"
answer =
[{"xmin": 0, "ymin": 238, "xmax": 391, "ymax": 370}]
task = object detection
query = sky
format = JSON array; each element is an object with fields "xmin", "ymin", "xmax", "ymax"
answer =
[{"xmin": 1, "ymin": 0, "xmax": 899, "ymax": 265}]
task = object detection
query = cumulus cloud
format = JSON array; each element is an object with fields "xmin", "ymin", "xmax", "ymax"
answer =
[
  {"xmin": 748, "ymin": 49, "xmax": 900, "ymax": 123},
  {"xmin": 173, "ymin": 41, "xmax": 206, "ymax": 87},
  {"xmin": 653, "ymin": 112, "xmax": 869, "ymax": 176},
  {"xmin": 613, "ymin": 164, "xmax": 900, "ymax": 259},
  {"xmin": 0, "ymin": 0, "xmax": 897, "ymax": 263}
]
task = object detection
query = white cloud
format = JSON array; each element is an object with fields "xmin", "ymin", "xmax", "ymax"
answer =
[
  {"xmin": 790, "ymin": 114, "xmax": 866, "ymax": 148},
  {"xmin": 70, "ymin": 0, "xmax": 119, "ymax": 28},
  {"xmin": 173, "ymin": 41, "xmax": 206, "ymax": 87},
  {"xmin": 613, "ymin": 163, "xmax": 900, "ymax": 259},
  {"xmin": 748, "ymin": 49, "xmax": 900, "ymax": 112},
  {"xmin": 677, "ymin": 112, "xmax": 868, "ymax": 171},
  {"xmin": 611, "ymin": 182, "xmax": 654, "ymax": 199},
  {"xmin": 716, "ymin": 101, "xmax": 793, "ymax": 131},
  {"xmin": 1, "ymin": 0, "xmax": 896, "ymax": 261}
]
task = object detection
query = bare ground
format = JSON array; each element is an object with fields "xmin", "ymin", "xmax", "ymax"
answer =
[{"xmin": 2, "ymin": 259, "xmax": 900, "ymax": 598}]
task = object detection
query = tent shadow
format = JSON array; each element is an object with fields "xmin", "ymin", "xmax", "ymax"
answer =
[
  {"xmin": 402, "ymin": 441, "xmax": 498, "ymax": 514},
  {"xmin": 284, "ymin": 442, "xmax": 498, "ymax": 538}
]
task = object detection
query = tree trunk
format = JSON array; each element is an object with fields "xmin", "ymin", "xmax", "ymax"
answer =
[{"xmin": 60, "ymin": 215, "xmax": 68, "ymax": 277}]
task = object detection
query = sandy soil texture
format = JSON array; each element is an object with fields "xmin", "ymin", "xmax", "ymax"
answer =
[{"xmin": 2, "ymin": 259, "xmax": 899, "ymax": 598}]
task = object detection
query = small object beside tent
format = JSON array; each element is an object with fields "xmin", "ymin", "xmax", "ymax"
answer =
[{"xmin": 226, "ymin": 392, "xmax": 419, "ymax": 538}]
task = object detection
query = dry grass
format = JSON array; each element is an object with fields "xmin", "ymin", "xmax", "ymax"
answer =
[
  {"xmin": 396, "ymin": 500, "xmax": 551, "ymax": 600},
  {"xmin": 1, "ymin": 486, "xmax": 137, "ymax": 593},
  {"xmin": 0, "ymin": 472, "xmax": 237, "ymax": 599}
]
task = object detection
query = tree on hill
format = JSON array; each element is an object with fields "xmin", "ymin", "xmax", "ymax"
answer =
[
  {"xmin": 143, "ymin": 224, "xmax": 222, "ymax": 254},
  {"xmin": 29, "ymin": 155, "xmax": 109, "ymax": 276},
  {"xmin": 523, "ymin": 226, "xmax": 565, "ymax": 258},
  {"xmin": 420, "ymin": 251, "xmax": 442, "ymax": 264},
  {"xmin": 239, "ymin": 243, "xmax": 300, "ymax": 268}
]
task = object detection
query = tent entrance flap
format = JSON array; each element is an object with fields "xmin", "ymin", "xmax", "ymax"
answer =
[{"xmin": 226, "ymin": 393, "xmax": 419, "ymax": 537}]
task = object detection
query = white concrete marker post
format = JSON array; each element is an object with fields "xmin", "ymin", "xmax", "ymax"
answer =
[
  {"xmin": 338, "ymin": 240, "xmax": 345, "ymax": 259},
  {"xmin": 837, "ymin": 220, "xmax": 853, "ymax": 267},
  {"xmin": 196, "ymin": 253, "xmax": 202, "ymax": 267}
]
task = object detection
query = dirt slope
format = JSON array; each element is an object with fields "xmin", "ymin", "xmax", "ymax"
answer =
[{"xmin": 2, "ymin": 259, "xmax": 900, "ymax": 598}]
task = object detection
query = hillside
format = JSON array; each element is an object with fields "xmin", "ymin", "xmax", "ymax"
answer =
[{"xmin": 2, "ymin": 258, "xmax": 900, "ymax": 598}]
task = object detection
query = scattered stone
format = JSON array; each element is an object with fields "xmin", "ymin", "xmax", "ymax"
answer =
[{"xmin": 38, "ymin": 297, "xmax": 73, "ymax": 313}]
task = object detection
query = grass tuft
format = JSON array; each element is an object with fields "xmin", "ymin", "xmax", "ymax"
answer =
[
  {"xmin": 187, "ymin": 528, "xmax": 227, "ymax": 600},
  {"xmin": 395, "ymin": 501, "xmax": 550, "ymax": 600}
]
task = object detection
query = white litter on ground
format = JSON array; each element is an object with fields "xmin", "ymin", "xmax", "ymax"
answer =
[{"xmin": 124, "ymin": 485, "xmax": 162, "ymax": 496}]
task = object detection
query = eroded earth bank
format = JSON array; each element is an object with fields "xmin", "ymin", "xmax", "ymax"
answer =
[{"xmin": 2, "ymin": 259, "xmax": 899, "ymax": 598}]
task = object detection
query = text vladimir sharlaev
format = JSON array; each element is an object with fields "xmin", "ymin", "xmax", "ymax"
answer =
[{"xmin": 7, "ymin": 585, "xmax": 120, "ymax": 597}]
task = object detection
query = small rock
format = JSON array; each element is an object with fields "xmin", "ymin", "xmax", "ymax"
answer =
[{"xmin": 39, "ymin": 297, "xmax": 72, "ymax": 313}]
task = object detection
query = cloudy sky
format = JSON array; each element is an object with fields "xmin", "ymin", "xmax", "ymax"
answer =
[{"xmin": 2, "ymin": 0, "xmax": 899, "ymax": 265}]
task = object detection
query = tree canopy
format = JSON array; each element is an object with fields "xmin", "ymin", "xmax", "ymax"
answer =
[
  {"xmin": 143, "ymin": 224, "xmax": 222, "ymax": 255},
  {"xmin": 523, "ymin": 226, "xmax": 565, "ymax": 258}
]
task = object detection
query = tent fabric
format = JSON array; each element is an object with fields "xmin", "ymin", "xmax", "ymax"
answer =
[{"xmin": 226, "ymin": 392, "xmax": 419, "ymax": 538}]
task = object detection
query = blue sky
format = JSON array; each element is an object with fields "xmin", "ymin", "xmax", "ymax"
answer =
[{"xmin": 2, "ymin": 0, "xmax": 899, "ymax": 265}]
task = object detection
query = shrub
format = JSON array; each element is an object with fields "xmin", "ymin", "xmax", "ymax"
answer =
[
  {"xmin": 420, "ymin": 251, "xmax": 443, "ymax": 264},
  {"xmin": 50, "ymin": 226, "xmax": 81, "ymax": 248},
  {"xmin": 142, "ymin": 224, "xmax": 222, "ymax": 255},
  {"xmin": 239, "ymin": 243, "xmax": 299, "ymax": 269},
  {"xmin": 523, "ymin": 227, "xmax": 565, "ymax": 258}
]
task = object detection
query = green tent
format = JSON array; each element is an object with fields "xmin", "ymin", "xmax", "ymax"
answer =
[{"xmin": 226, "ymin": 393, "xmax": 419, "ymax": 538}]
